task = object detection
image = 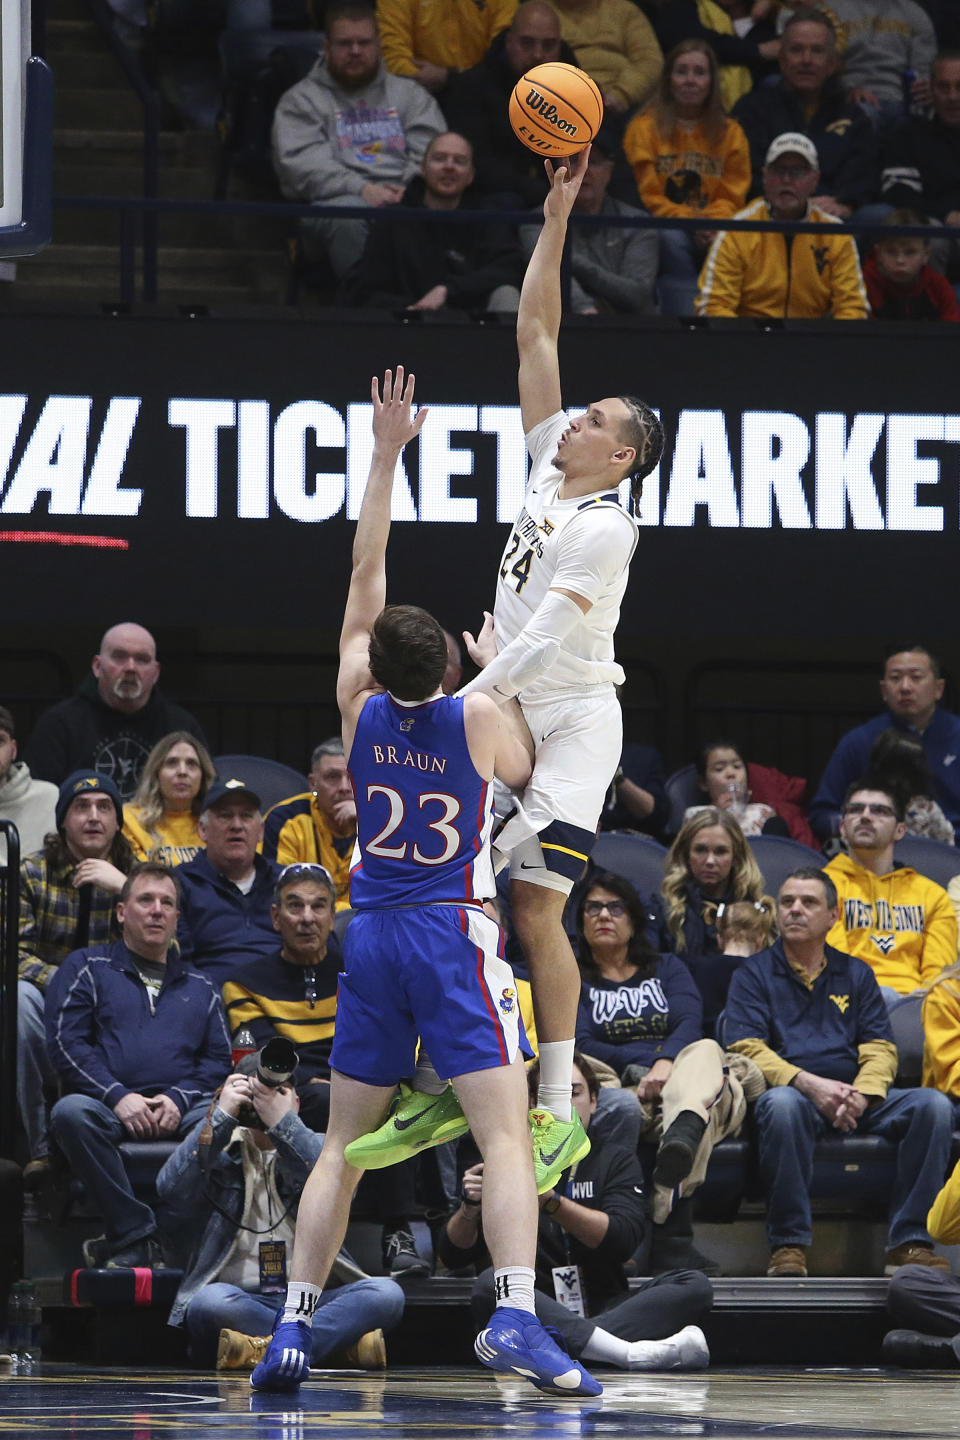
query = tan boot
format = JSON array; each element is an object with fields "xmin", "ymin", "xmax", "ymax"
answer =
[
  {"xmin": 216, "ymin": 1328, "xmax": 271, "ymax": 1371},
  {"xmin": 766, "ymin": 1245, "xmax": 807, "ymax": 1277},
  {"xmin": 884, "ymin": 1243, "xmax": 951, "ymax": 1276},
  {"xmin": 342, "ymin": 1329, "xmax": 386, "ymax": 1369}
]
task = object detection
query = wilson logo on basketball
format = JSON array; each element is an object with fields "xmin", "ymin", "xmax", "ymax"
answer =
[
  {"xmin": 523, "ymin": 88, "xmax": 578, "ymax": 137},
  {"xmin": 508, "ymin": 62, "xmax": 603, "ymax": 157}
]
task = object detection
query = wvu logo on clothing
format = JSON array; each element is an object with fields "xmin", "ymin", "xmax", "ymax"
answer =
[
  {"xmin": 830, "ymin": 993, "xmax": 851, "ymax": 1014},
  {"xmin": 871, "ymin": 934, "xmax": 897, "ymax": 956},
  {"xmin": 570, "ymin": 1181, "xmax": 594, "ymax": 1200},
  {"xmin": 843, "ymin": 898, "xmax": 925, "ymax": 934}
]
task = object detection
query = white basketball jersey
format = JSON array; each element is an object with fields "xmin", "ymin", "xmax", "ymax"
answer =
[{"xmin": 493, "ymin": 411, "xmax": 639, "ymax": 701}]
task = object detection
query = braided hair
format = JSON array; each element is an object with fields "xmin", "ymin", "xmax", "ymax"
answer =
[{"xmin": 617, "ymin": 395, "xmax": 665, "ymax": 514}]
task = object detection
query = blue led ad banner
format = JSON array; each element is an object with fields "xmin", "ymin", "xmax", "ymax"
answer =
[{"xmin": 0, "ymin": 313, "xmax": 956, "ymax": 634}]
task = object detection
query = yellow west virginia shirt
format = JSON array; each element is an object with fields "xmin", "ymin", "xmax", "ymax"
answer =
[
  {"xmin": 825, "ymin": 852, "xmax": 957, "ymax": 995},
  {"xmin": 624, "ymin": 111, "xmax": 750, "ymax": 220},
  {"xmin": 122, "ymin": 806, "xmax": 204, "ymax": 867}
]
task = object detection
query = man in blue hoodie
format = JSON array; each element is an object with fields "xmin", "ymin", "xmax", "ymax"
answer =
[
  {"xmin": 809, "ymin": 645, "xmax": 960, "ymax": 842},
  {"xmin": 46, "ymin": 861, "xmax": 231, "ymax": 1269}
]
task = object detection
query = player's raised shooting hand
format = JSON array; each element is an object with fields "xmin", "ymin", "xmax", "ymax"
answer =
[
  {"xmin": 371, "ymin": 366, "xmax": 428, "ymax": 452},
  {"xmin": 542, "ymin": 145, "xmax": 590, "ymax": 222}
]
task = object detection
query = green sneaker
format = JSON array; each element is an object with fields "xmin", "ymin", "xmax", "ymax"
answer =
[
  {"xmin": 344, "ymin": 1083, "xmax": 469, "ymax": 1170},
  {"xmin": 529, "ymin": 1108, "xmax": 591, "ymax": 1194}
]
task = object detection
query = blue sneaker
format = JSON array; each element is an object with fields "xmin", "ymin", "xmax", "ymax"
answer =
[
  {"xmin": 249, "ymin": 1318, "xmax": 311, "ymax": 1393},
  {"xmin": 474, "ymin": 1306, "xmax": 602, "ymax": 1397}
]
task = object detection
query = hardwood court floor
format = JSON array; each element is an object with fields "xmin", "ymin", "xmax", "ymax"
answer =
[{"xmin": 0, "ymin": 1365, "xmax": 956, "ymax": 1439}]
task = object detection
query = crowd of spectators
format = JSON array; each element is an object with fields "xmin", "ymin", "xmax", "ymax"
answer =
[
  {"xmin": 7, "ymin": 631, "xmax": 960, "ymax": 1369},
  {"xmin": 106, "ymin": 0, "xmax": 960, "ymax": 320}
]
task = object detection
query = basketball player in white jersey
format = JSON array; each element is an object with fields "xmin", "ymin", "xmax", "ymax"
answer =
[
  {"xmin": 456, "ymin": 148, "xmax": 664, "ymax": 1184},
  {"xmin": 346, "ymin": 150, "xmax": 664, "ymax": 1192}
]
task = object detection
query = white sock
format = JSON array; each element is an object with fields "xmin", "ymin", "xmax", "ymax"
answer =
[
  {"xmin": 624, "ymin": 1338, "xmax": 675, "ymax": 1371},
  {"xmin": 413, "ymin": 1054, "xmax": 448, "ymax": 1096},
  {"xmin": 280, "ymin": 1281, "xmax": 322, "ymax": 1327},
  {"xmin": 493, "ymin": 1266, "xmax": 536, "ymax": 1315},
  {"xmin": 624, "ymin": 1328, "xmax": 708, "ymax": 1371},
  {"xmin": 581, "ymin": 1325, "xmax": 631, "ymax": 1366},
  {"xmin": 537, "ymin": 1040, "xmax": 575, "ymax": 1122}
]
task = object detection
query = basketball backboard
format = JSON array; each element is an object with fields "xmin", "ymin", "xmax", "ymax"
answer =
[{"xmin": 0, "ymin": 0, "xmax": 52, "ymax": 255}]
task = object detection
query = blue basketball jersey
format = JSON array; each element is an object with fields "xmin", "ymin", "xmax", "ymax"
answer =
[{"xmin": 348, "ymin": 692, "xmax": 495, "ymax": 908}]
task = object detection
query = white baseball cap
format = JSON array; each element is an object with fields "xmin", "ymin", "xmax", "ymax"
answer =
[{"xmin": 764, "ymin": 132, "xmax": 819, "ymax": 169}]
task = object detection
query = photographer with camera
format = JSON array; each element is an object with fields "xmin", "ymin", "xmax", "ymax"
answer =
[
  {"xmin": 46, "ymin": 861, "xmax": 231, "ymax": 1270},
  {"xmin": 157, "ymin": 1047, "xmax": 405, "ymax": 1371},
  {"xmin": 223, "ymin": 860, "xmax": 431, "ymax": 1279}
]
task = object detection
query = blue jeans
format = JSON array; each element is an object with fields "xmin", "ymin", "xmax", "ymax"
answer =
[
  {"xmin": 183, "ymin": 1277, "xmax": 406, "ymax": 1366},
  {"xmin": 50, "ymin": 1092, "xmax": 212, "ymax": 1248},
  {"xmin": 593, "ymin": 1086, "xmax": 643, "ymax": 1153},
  {"xmin": 657, "ymin": 228, "xmax": 702, "ymax": 316},
  {"xmin": 17, "ymin": 980, "xmax": 57, "ymax": 1159},
  {"xmin": 753, "ymin": 1084, "xmax": 954, "ymax": 1249}
]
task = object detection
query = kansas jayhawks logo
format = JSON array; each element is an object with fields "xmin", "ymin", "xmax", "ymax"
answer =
[
  {"xmin": 499, "ymin": 987, "xmax": 516, "ymax": 1015},
  {"xmin": 399, "ymin": 718, "xmax": 415, "ymax": 732}
]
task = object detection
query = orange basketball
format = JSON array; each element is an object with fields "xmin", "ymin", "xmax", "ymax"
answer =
[{"xmin": 508, "ymin": 62, "xmax": 603, "ymax": 158}]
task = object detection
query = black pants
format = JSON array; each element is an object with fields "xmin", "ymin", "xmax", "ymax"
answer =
[
  {"xmin": 471, "ymin": 1267, "xmax": 713, "ymax": 1356},
  {"xmin": 887, "ymin": 1264, "xmax": 960, "ymax": 1360}
]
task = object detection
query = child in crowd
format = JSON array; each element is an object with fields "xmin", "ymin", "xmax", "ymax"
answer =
[
  {"xmin": 864, "ymin": 211, "xmax": 960, "ymax": 322},
  {"xmin": 690, "ymin": 897, "xmax": 777, "ymax": 1039}
]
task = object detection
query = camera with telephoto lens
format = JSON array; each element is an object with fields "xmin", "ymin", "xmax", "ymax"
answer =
[{"xmin": 235, "ymin": 1037, "xmax": 299, "ymax": 1130}]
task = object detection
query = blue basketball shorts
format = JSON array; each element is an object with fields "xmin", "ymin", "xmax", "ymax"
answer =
[{"xmin": 330, "ymin": 903, "xmax": 531, "ymax": 1087}]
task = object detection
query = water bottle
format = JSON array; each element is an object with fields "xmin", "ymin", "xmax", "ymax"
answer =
[
  {"xmin": 7, "ymin": 1280, "xmax": 40, "ymax": 1373},
  {"xmin": 231, "ymin": 1027, "xmax": 257, "ymax": 1067},
  {"xmin": 724, "ymin": 780, "xmax": 747, "ymax": 822},
  {"xmin": 902, "ymin": 68, "xmax": 925, "ymax": 117},
  {"xmin": 22, "ymin": 1284, "xmax": 41, "ymax": 1371}
]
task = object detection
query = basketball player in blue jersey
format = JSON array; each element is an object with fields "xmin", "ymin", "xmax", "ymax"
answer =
[
  {"xmin": 250, "ymin": 368, "xmax": 600, "ymax": 1400},
  {"xmin": 350, "ymin": 152, "xmax": 665, "ymax": 1192}
]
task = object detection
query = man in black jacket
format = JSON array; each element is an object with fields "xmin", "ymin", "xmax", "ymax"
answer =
[
  {"xmin": 440, "ymin": 1055, "xmax": 713, "ymax": 1370},
  {"xmin": 25, "ymin": 623, "xmax": 207, "ymax": 801},
  {"xmin": 345, "ymin": 131, "xmax": 522, "ymax": 313},
  {"xmin": 442, "ymin": 1, "xmax": 578, "ymax": 209},
  {"xmin": 882, "ymin": 51, "xmax": 960, "ymax": 235},
  {"xmin": 733, "ymin": 13, "xmax": 879, "ymax": 215}
]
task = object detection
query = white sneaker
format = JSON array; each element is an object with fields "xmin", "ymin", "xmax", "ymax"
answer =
[{"xmin": 626, "ymin": 1325, "xmax": 710, "ymax": 1371}]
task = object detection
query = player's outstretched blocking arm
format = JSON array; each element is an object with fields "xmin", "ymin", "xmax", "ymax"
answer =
[
  {"xmin": 458, "ymin": 592, "xmax": 587, "ymax": 704},
  {"xmin": 336, "ymin": 367, "xmax": 427, "ymax": 736},
  {"xmin": 516, "ymin": 149, "xmax": 590, "ymax": 435}
]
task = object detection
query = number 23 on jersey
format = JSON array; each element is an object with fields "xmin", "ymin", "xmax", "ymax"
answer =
[{"xmin": 365, "ymin": 784, "xmax": 463, "ymax": 866}]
